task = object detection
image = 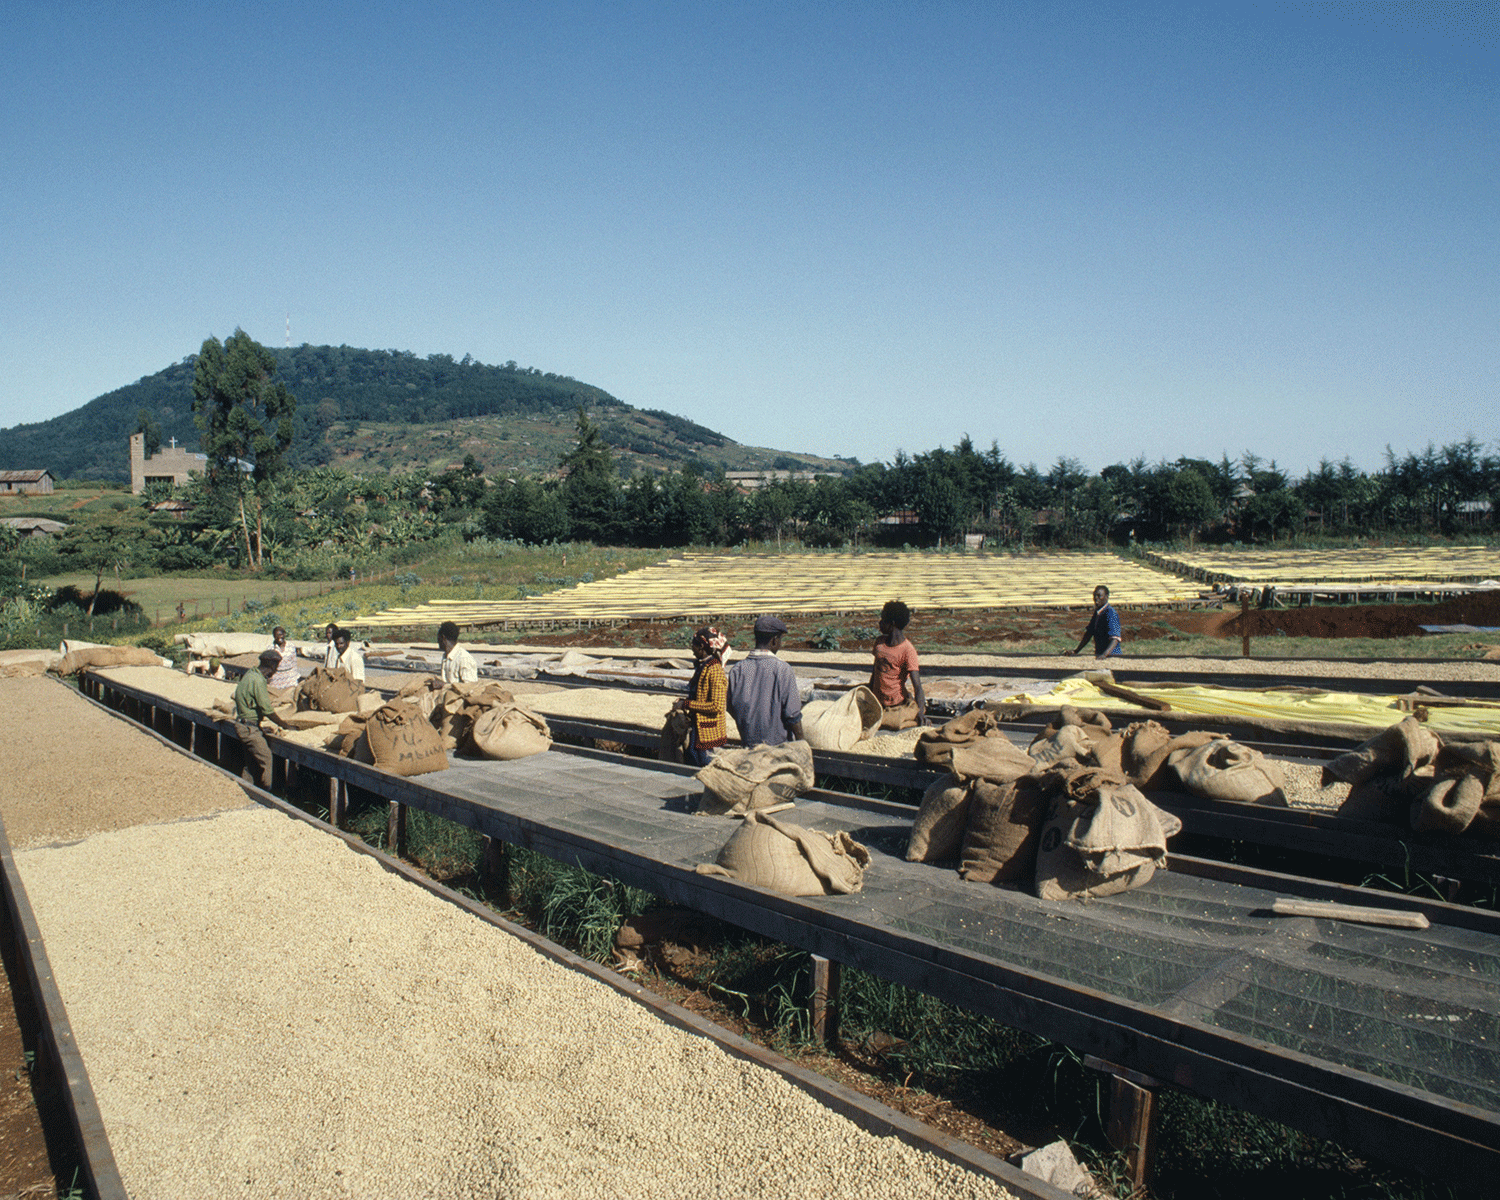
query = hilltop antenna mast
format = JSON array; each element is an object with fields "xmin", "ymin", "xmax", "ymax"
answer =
[{"xmin": 285, "ymin": 313, "xmax": 291, "ymax": 347}]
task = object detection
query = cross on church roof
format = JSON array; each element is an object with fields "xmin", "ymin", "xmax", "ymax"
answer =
[{"xmin": 168, "ymin": 436, "xmax": 177, "ymax": 448}]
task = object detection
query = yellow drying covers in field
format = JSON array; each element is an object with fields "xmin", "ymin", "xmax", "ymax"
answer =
[{"xmin": 1006, "ymin": 675, "xmax": 1500, "ymax": 736}]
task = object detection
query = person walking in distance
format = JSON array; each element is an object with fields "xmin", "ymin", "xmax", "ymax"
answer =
[{"xmin": 1070, "ymin": 585, "xmax": 1123, "ymax": 659}]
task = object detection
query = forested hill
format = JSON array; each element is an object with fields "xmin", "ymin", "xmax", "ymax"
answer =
[{"xmin": 0, "ymin": 345, "xmax": 847, "ymax": 481}]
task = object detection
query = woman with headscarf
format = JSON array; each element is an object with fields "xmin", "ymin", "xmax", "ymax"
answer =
[
  {"xmin": 676, "ymin": 626, "xmax": 729, "ymax": 767},
  {"xmin": 268, "ymin": 626, "xmax": 300, "ymax": 692}
]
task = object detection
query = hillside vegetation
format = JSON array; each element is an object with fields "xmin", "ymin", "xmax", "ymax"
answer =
[{"xmin": 0, "ymin": 344, "xmax": 849, "ymax": 482}]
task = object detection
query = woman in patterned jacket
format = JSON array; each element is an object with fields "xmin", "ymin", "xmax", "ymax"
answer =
[{"xmin": 677, "ymin": 626, "xmax": 729, "ymax": 767}]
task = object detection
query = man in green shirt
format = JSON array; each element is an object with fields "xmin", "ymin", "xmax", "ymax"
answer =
[{"xmin": 234, "ymin": 648, "xmax": 291, "ymax": 788}]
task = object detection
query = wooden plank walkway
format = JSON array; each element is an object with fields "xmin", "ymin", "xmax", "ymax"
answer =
[{"xmin": 80, "ymin": 669, "xmax": 1500, "ymax": 1190}]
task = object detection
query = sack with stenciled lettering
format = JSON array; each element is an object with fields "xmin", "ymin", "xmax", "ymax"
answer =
[{"xmin": 365, "ymin": 701, "xmax": 450, "ymax": 777}]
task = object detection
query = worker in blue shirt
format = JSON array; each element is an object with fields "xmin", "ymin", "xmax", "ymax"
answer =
[{"xmin": 1070, "ymin": 585, "xmax": 1122, "ymax": 659}]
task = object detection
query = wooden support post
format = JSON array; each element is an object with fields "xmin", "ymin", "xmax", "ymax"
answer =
[
  {"xmin": 1084, "ymin": 1056, "xmax": 1160, "ymax": 1191},
  {"xmin": 481, "ymin": 836, "xmax": 510, "ymax": 904},
  {"xmin": 328, "ymin": 776, "xmax": 346, "ymax": 829},
  {"xmin": 809, "ymin": 954, "xmax": 841, "ymax": 1047},
  {"xmin": 1240, "ymin": 592, "xmax": 1251, "ymax": 658},
  {"xmin": 387, "ymin": 801, "xmax": 408, "ymax": 857}
]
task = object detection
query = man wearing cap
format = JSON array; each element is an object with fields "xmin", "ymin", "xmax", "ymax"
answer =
[
  {"xmin": 233, "ymin": 647, "xmax": 293, "ymax": 789},
  {"xmin": 727, "ymin": 616, "xmax": 804, "ymax": 747}
]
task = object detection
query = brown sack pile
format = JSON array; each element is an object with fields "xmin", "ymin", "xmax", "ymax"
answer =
[
  {"xmin": 1034, "ymin": 766, "xmax": 1182, "ymax": 901},
  {"xmin": 430, "ymin": 680, "xmax": 519, "ymax": 751},
  {"xmin": 906, "ymin": 717, "xmax": 1043, "ymax": 870},
  {"xmin": 915, "ymin": 709, "xmax": 1005, "ymax": 767},
  {"xmin": 1027, "ymin": 707, "xmax": 1123, "ymax": 776},
  {"xmin": 1322, "ymin": 716, "xmax": 1500, "ymax": 837},
  {"xmin": 959, "ymin": 775, "xmax": 1051, "ymax": 883},
  {"xmin": 297, "ymin": 667, "xmax": 365, "ymax": 714},
  {"xmin": 324, "ymin": 675, "xmax": 550, "ymax": 764},
  {"xmin": 802, "ymin": 685, "xmax": 885, "ymax": 751},
  {"xmin": 1119, "ymin": 721, "xmax": 1224, "ymax": 790},
  {"xmin": 696, "ymin": 741, "xmax": 815, "ymax": 817},
  {"xmin": 364, "ymin": 701, "xmax": 450, "ymax": 777},
  {"xmin": 907, "ymin": 707, "xmax": 1184, "ymax": 899},
  {"xmin": 696, "ymin": 810, "xmax": 870, "ymax": 896}
]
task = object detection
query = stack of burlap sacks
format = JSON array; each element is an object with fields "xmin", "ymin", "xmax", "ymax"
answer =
[
  {"xmin": 905, "ymin": 708, "xmax": 1243, "ymax": 900},
  {"xmin": 245, "ymin": 668, "xmax": 552, "ymax": 778},
  {"xmin": 693, "ymin": 741, "xmax": 871, "ymax": 898},
  {"xmin": 1322, "ymin": 715, "xmax": 1500, "ymax": 838}
]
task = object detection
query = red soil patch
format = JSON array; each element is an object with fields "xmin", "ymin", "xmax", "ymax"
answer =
[{"xmin": 1181, "ymin": 590, "xmax": 1500, "ymax": 640}]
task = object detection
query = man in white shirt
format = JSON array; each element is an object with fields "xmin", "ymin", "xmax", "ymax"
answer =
[
  {"xmin": 333, "ymin": 628, "xmax": 365, "ymax": 682},
  {"xmin": 438, "ymin": 621, "xmax": 478, "ymax": 684}
]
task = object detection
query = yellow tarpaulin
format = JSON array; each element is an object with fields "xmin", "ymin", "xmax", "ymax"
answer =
[{"xmin": 1003, "ymin": 675, "xmax": 1500, "ymax": 736}]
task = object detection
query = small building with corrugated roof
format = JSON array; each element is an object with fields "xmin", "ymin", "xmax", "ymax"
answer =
[{"xmin": 0, "ymin": 469, "xmax": 54, "ymax": 495}]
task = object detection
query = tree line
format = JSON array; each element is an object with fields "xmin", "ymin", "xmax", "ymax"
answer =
[
  {"xmin": 5, "ymin": 329, "xmax": 1495, "ymax": 598},
  {"xmin": 485, "ymin": 424, "xmax": 1498, "ymax": 549}
]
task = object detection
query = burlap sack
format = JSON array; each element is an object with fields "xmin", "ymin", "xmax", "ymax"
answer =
[
  {"xmin": 959, "ymin": 775, "xmax": 1049, "ymax": 883},
  {"xmin": 915, "ymin": 710, "xmax": 1001, "ymax": 765},
  {"xmin": 946, "ymin": 737, "xmax": 1035, "ymax": 785},
  {"xmin": 176, "ymin": 632, "xmax": 278, "ymax": 658},
  {"xmin": 659, "ymin": 709, "xmax": 694, "ymax": 763},
  {"xmin": 802, "ymin": 685, "xmax": 884, "ymax": 751},
  {"xmin": 365, "ymin": 701, "xmax": 450, "ymax": 777},
  {"xmin": 1060, "ymin": 705, "xmax": 1112, "ymax": 732},
  {"xmin": 696, "ymin": 741, "xmax": 816, "ymax": 816},
  {"xmin": 906, "ymin": 777, "xmax": 973, "ymax": 863},
  {"xmin": 297, "ymin": 666, "xmax": 365, "ymax": 714},
  {"xmin": 878, "ymin": 697, "xmax": 922, "ymax": 731},
  {"xmin": 396, "ymin": 674, "xmax": 443, "ymax": 700},
  {"xmin": 1028, "ymin": 724, "xmax": 1094, "ymax": 767},
  {"xmin": 470, "ymin": 703, "xmax": 552, "ymax": 760},
  {"xmin": 1119, "ymin": 723, "xmax": 1226, "ymax": 790},
  {"xmin": 443, "ymin": 680, "xmax": 515, "ymax": 706},
  {"xmin": 1035, "ymin": 778, "xmax": 1180, "ymax": 901},
  {"xmin": 1323, "ymin": 717, "xmax": 1439, "ymax": 787},
  {"xmin": 432, "ymin": 682, "xmax": 517, "ymax": 750},
  {"xmin": 1168, "ymin": 740, "xmax": 1286, "ymax": 804},
  {"xmin": 0, "ymin": 649, "xmax": 60, "ymax": 671},
  {"xmin": 333, "ymin": 715, "xmax": 374, "ymax": 763},
  {"xmin": 53, "ymin": 645, "xmax": 167, "ymax": 675},
  {"xmin": 0, "ymin": 659, "xmax": 48, "ymax": 678},
  {"xmin": 1412, "ymin": 774, "xmax": 1483, "ymax": 834},
  {"xmin": 274, "ymin": 707, "xmax": 343, "ymax": 730},
  {"xmin": 696, "ymin": 810, "xmax": 870, "ymax": 896}
]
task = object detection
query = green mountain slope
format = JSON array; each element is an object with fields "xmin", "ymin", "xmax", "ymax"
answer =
[{"xmin": 0, "ymin": 345, "xmax": 849, "ymax": 481}]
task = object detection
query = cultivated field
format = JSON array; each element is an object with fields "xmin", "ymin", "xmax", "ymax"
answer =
[{"xmin": 352, "ymin": 551, "xmax": 1192, "ymax": 630}]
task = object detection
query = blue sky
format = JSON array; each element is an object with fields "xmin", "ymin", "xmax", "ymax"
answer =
[{"xmin": 2, "ymin": 1, "xmax": 1494, "ymax": 476}]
